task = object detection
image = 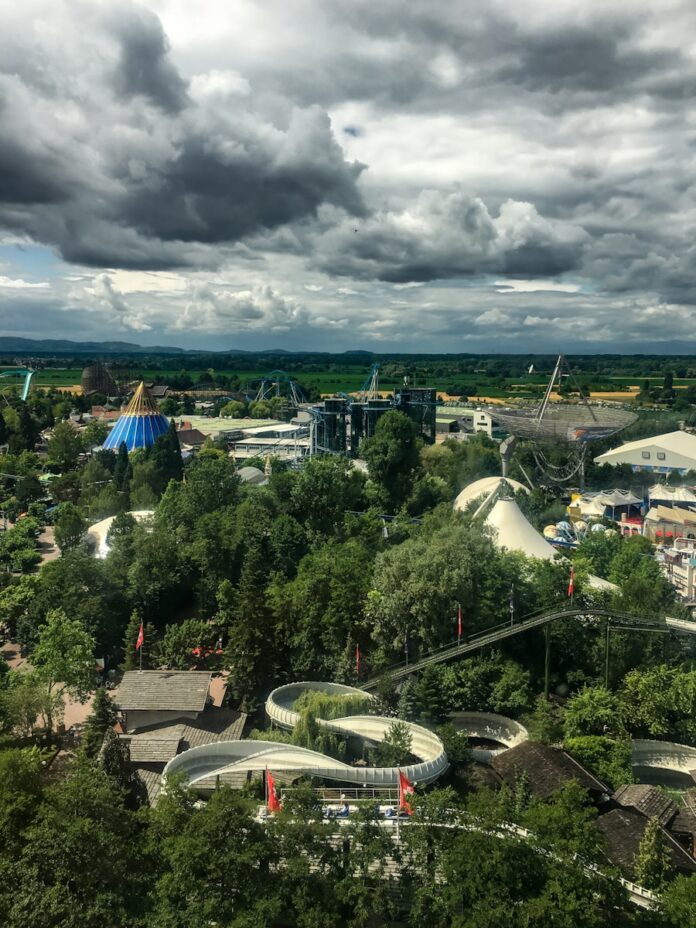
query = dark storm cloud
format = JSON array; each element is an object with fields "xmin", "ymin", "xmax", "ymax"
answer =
[
  {"xmin": 111, "ymin": 5, "xmax": 188, "ymax": 111},
  {"xmin": 313, "ymin": 191, "xmax": 587, "ymax": 283},
  {"xmin": 0, "ymin": 2, "xmax": 365, "ymax": 269}
]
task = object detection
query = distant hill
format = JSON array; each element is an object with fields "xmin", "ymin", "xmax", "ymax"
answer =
[{"xmin": 0, "ymin": 337, "xmax": 186, "ymax": 354}]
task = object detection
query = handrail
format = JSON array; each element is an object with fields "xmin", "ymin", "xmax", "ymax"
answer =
[{"xmin": 362, "ymin": 608, "xmax": 696, "ymax": 688}]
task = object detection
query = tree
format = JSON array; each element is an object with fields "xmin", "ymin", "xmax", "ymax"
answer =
[
  {"xmin": 436, "ymin": 722, "xmax": 472, "ymax": 768},
  {"xmin": 148, "ymin": 420, "xmax": 182, "ymax": 488},
  {"xmin": 564, "ymin": 735, "xmax": 633, "ymax": 789},
  {"xmin": 564, "ymin": 686, "xmax": 620, "ymax": 738},
  {"xmin": 159, "ymin": 619, "xmax": 214, "ymax": 670},
  {"xmin": 634, "ymin": 816, "xmax": 674, "ymax": 891},
  {"xmin": 112, "ymin": 442, "xmax": 131, "ymax": 492},
  {"xmin": 47, "ymin": 421, "xmax": 83, "ymax": 470},
  {"xmin": 0, "ymin": 747, "xmax": 43, "ymax": 848},
  {"xmin": 288, "ymin": 455, "xmax": 365, "ymax": 536},
  {"xmin": 361, "ymin": 410, "xmax": 423, "ymax": 511},
  {"xmin": 7, "ymin": 759, "xmax": 147, "ymax": 928},
  {"xmin": 123, "ymin": 609, "xmax": 144, "ymax": 670},
  {"xmin": 376, "ymin": 719, "xmax": 413, "ymax": 766},
  {"xmin": 0, "ymin": 671, "xmax": 56, "ymax": 737},
  {"xmin": 220, "ymin": 399, "xmax": 246, "ymax": 418},
  {"xmin": 81, "ymin": 419, "xmax": 109, "ymax": 450},
  {"xmin": 99, "ymin": 729, "xmax": 147, "ymax": 809},
  {"xmin": 415, "ymin": 664, "xmax": 450, "ymax": 725},
  {"xmin": 53, "ymin": 502, "xmax": 86, "ymax": 553},
  {"xmin": 32, "ymin": 609, "xmax": 95, "ymax": 735},
  {"xmin": 525, "ymin": 695, "xmax": 564, "ymax": 744},
  {"xmin": 662, "ymin": 873, "xmax": 696, "ymax": 925},
  {"xmin": 489, "ymin": 661, "xmax": 532, "ymax": 715},
  {"xmin": 81, "ymin": 687, "xmax": 117, "ymax": 758}
]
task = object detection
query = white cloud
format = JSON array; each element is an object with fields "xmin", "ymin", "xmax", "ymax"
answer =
[{"xmin": 0, "ymin": 276, "xmax": 49, "ymax": 289}]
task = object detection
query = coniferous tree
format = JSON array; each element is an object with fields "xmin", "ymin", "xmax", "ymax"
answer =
[
  {"xmin": 122, "ymin": 610, "xmax": 143, "ymax": 671},
  {"xmin": 113, "ymin": 442, "xmax": 131, "ymax": 493},
  {"xmin": 81, "ymin": 687, "xmax": 117, "ymax": 758},
  {"xmin": 634, "ymin": 816, "xmax": 674, "ymax": 890}
]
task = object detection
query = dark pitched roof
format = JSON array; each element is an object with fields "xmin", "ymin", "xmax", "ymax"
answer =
[
  {"xmin": 119, "ymin": 708, "xmax": 247, "ymax": 767},
  {"xmin": 116, "ymin": 671, "xmax": 211, "ymax": 712},
  {"xmin": 133, "ymin": 766, "xmax": 163, "ymax": 804},
  {"xmin": 176, "ymin": 428, "xmax": 207, "ymax": 446},
  {"xmin": 597, "ymin": 807, "xmax": 696, "ymax": 877},
  {"xmin": 150, "ymin": 385, "xmax": 169, "ymax": 398},
  {"xmin": 613, "ymin": 785, "xmax": 678, "ymax": 827},
  {"xmin": 491, "ymin": 741, "xmax": 609, "ymax": 800}
]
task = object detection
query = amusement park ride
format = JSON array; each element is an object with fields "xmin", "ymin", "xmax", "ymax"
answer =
[
  {"xmin": 0, "ymin": 368, "xmax": 34, "ymax": 404},
  {"xmin": 487, "ymin": 355, "xmax": 637, "ymax": 486}
]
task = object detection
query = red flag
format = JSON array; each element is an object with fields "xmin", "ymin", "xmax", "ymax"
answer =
[
  {"xmin": 135, "ymin": 622, "xmax": 144, "ymax": 651},
  {"xmin": 355, "ymin": 644, "xmax": 361, "ymax": 676},
  {"xmin": 267, "ymin": 769, "xmax": 282, "ymax": 813},
  {"xmin": 398, "ymin": 770, "xmax": 414, "ymax": 815},
  {"xmin": 567, "ymin": 566, "xmax": 575, "ymax": 598},
  {"xmin": 457, "ymin": 603, "xmax": 463, "ymax": 638}
]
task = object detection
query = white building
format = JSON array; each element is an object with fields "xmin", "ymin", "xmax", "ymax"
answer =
[{"xmin": 594, "ymin": 431, "xmax": 696, "ymax": 476}]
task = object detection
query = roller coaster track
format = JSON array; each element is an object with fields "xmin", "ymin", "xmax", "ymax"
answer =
[
  {"xmin": 163, "ymin": 681, "xmax": 448, "ymax": 789},
  {"xmin": 362, "ymin": 608, "xmax": 696, "ymax": 689}
]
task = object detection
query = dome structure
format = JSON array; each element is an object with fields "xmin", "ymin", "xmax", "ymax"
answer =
[
  {"xmin": 103, "ymin": 382, "xmax": 170, "ymax": 452},
  {"xmin": 237, "ymin": 466, "xmax": 268, "ymax": 486},
  {"xmin": 454, "ymin": 476, "xmax": 529, "ymax": 513},
  {"xmin": 81, "ymin": 361, "xmax": 117, "ymax": 396}
]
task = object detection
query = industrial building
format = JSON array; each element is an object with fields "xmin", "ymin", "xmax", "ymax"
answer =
[
  {"xmin": 594, "ymin": 430, "xmax": 696, "ymax": 475},
  {"xmin": 309, "ymin": 387, "xmax": 437, "ymax": 456}
]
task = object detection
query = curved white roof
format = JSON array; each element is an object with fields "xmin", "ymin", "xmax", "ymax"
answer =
[
  {"xmin": 86, "ymin": 510, "xmax": 154, "ymax": 558},
  {"xmin": 454, "ymin": 476, "xmax": 529, "ymax": 512},
  {"xmin": 237, "ymin": 466, "xmax": 268, "ymax": 485},
  {"xmin": 485, "ymin": 497, "xmax": 558, "ymax": 561}
]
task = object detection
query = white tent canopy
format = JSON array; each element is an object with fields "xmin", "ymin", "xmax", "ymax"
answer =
[
  {"xmin": 485, "ymin": 497, "xmax": 558, "ymax": 561},
  {"xmin": 596, "ymin": 489, "xmax": 641, "ymax": 507},
  {"xmin": 648, "ymin": 485, "xmax": 696, "ymax": 505},
  {"xmin": 454, "ymin": 476, "xmax": 529, "ymax": 513}
]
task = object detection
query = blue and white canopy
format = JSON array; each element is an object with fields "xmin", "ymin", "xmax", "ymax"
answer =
[{"xmin": 103, "ymin": 382, "xmax": 170, "ymax": 452}]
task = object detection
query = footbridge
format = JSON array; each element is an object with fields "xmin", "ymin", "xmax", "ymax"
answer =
[
  {"xmin": 362, "ymin": 608, "xmax": 696, "ymax": 689},
  {"xmin": 163, "ymin": 681, "xmax": 448, "ymax": 789}
]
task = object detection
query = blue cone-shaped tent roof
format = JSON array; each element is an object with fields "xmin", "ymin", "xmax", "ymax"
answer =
[{"xmin": 103, "ymin": 382, "xmax": 171, "ymax": 452}]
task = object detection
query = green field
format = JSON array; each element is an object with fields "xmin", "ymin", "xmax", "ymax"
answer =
[{"xmin": 5, "ymin": 364, "xmax": 696, "ymax": 399}]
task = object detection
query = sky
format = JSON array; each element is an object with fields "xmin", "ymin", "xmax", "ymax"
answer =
[{"xmin": 0, "ymin": 0, "xmax": 695, "ymax": 354}]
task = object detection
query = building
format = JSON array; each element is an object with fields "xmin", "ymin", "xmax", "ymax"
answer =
[
  {"xmin": 491, "ymin": 741, "xmax": 610, "ymax": 803},
  {"xmin": 594, "ymin": 430, "xmax": 696, "ymax": 475},
  {"xmin": 613, "ymin": 784, "xmax": 696, "ymax": 857},
  {"xmin": 102, "ymin": 382, "xmax": 171, "ymax": 452},
  {"xmin": 596, "ymin": 807, "xmax": 696, "ymax": 879},
  {"xmin": 112, "ymin": 671, "xmax": 246, "ymax": 803},
  {"xmin": 115, "ymin": 670, "xmax": 214, "ymax": 732}
]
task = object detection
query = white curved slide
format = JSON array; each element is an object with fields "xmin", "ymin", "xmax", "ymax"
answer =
[
  {"xmin": 631, "ymin": 739, "xmax": 696, "ymax": 782},
  {"xmin": 163, "ymin": 681, "xmax": 448, "ymax": 789}
]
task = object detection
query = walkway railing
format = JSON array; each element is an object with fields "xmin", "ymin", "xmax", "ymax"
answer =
[{"xmin": 362, "ymin": 607, "xmax": 695, "ymax": 688}]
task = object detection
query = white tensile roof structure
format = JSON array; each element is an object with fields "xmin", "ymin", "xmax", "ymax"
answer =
[
  {"xmin": 485, "ymin": 497, "xmax": 558, "ymax": 561},
  {"xmin": 454, "ymin": 476, "xmax": 529, "ymax": 512},
  {"xmin": 648, "ymin": 484, "xmax": 696, "ymax": 505}
]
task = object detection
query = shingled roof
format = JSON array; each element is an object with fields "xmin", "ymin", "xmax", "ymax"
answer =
[
  {"xmin": 491, "ymin": 741, "xmax": 609, "ymax": 800},
  {"xmin": 116, "ymin": 671, "xmax": 212, "ymax": 712},
  {"xmin": 597, "ymin": 807, "xmax": 696, "ymax": 878},
  {"xmin": 613, "ymin": 785, "xmax": 678, "ymax": 827}
]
